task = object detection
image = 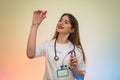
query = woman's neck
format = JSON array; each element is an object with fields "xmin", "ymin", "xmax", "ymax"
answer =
[{"xmin": 57, "ymin": 34, "xmax": 69, "ymax": 44}]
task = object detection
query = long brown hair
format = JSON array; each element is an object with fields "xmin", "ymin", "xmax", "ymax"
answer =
[{"xmin": 52, "ymin": 13, "xmax": 86, "ymax": 63}]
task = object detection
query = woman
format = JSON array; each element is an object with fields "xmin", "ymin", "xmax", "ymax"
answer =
[{"xmin": 27, "ymin": 10, "xmax": 86, "ymax": 80}]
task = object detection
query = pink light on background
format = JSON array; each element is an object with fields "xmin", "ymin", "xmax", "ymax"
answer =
[{"xmin": 0, "ymin": 56, "xmax": 45, "ymax": 80}]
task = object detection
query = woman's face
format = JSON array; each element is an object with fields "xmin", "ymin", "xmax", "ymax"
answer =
[{"xmin": 56, "ymin": 15, "xmax": 74, "ymax": 34}]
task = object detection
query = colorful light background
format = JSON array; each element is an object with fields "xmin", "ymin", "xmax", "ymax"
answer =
[{"xmin": 0, "ymin": 0, "xmax": 120, "ymax": 80}]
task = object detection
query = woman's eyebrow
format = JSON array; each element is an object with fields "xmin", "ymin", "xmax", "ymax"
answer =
[
  {"xmin": 65, "ymin": 20, "xmax": 70, "ymax": 22},
  {"xmin": 60, "ymin": 18, "xmax": 71, "ymax": 23}
]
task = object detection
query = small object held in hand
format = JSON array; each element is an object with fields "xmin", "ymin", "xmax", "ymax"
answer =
[{"xmin": 43, "ymin": 10, "xmax": 47, "ymax": 15}]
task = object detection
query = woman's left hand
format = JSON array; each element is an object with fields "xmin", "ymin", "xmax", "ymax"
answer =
[{"xmin": 70, "ymin": 55, "xmax": 78, "ymax": 69}]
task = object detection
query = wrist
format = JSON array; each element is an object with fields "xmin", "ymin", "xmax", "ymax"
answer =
[
  {"xmin": 32, "ymin": 20, "xmax": 42, "ymax": 26},
  {"xmin": 31, "ymin": 24, "xmax": 39, "ymax": 30},
  {"xmin": 71, "ymin": 67, "xmax": 78, "ymax": 73},
  {"xmin": 71, "ymin": 68, "xmax": 84, "ymax": 80},
  {"xmin": 71, "ymin": 68, "xmax": 78, "ymax": 78},
  {"xmin": 30, "ymin": 26, "xmax": 38, "ymax": 33}
]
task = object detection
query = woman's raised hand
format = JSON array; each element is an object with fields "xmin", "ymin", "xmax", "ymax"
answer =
[{"xmin": 32, "ymin": 10, "xmax": 47, "ymax": 28}]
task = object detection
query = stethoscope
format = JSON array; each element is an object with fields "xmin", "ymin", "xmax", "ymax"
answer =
[{"xmin": 54, "ymin": 39, "xmax": 76, "ymax": 61}]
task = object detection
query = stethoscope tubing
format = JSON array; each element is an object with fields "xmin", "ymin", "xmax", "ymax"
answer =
[{"xmin": 54, "ymin": 39, "xmax": 76, "ymax": 61}]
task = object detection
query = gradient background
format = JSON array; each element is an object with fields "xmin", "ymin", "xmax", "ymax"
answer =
[{"xmin": 0, "ymin": 0, "xmax": 120, "ymax": 80}]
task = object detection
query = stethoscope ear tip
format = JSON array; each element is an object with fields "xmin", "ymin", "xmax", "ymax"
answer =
[{"xmin": 68, "ymin": 50, "xmax": 76, "ymax": 56}]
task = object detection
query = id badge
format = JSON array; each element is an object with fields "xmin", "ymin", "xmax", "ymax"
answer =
[{"xmin": 56, "ymin": 66, "xmax": 69, "ymax": 78}]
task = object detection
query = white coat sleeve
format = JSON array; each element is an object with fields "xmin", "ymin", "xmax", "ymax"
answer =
[
  {"xmin": 35, "ymin": 40, "xmax": 49, "ymax": 57},
  {"xmin": 76, "ymin": 48, "xmax": 86, "ymax": 75}
]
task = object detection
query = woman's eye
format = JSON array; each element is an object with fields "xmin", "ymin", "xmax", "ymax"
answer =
[{"xmin": 65, "ymin": 21, "xmax": 69, "ymax": 24}]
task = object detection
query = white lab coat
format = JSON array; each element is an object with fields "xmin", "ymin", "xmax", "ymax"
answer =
[{"xmin": 35, "ymin": 39, "xmax": 86, "ymax": 80}]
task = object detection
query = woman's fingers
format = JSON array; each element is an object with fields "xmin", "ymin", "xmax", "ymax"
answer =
[
  {"xmin": 32, "ymin": 10, "xmax": 47, "ymax": 27},
  {"xmin": 37, "ymin": 10, "xmax": 42, "ymax": 13},
  {"xmin": 33, "ymin": 10, "xmax": 47, "ymax": 17},
  {"xmin": 70, "ymin": 55, "xmax": 78, "ymax": 68},
  {"xmin": 71, "ymin": 59, "xmax": 78, "ymax": 63},
  {"xmin": 70, "ymin": 55, "xmax": 77, "ymax": 62},
  {"xmin": 41, "ymin": 10, "xmax": 47, "ymax": 19}
]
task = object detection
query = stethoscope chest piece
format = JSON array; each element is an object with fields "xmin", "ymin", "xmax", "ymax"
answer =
[{"xmin": 54, "ymin": 56, "xmax": 59, "ymax": 61}]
